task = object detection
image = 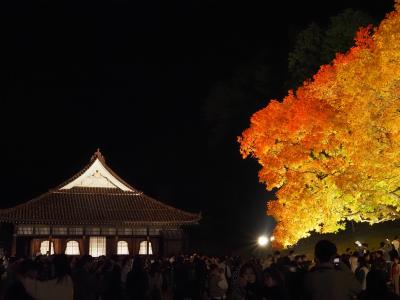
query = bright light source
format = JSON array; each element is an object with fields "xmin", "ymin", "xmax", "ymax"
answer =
[
  {"xmin": 258, "ymin": 235, "xmax": 269, "ymax": 247},
  {"xmin": 355, "ymin": 240, "xmax": 362, "ymax": 247},
  {"xmin": 270, "ymin": 235, "xmax": 275, "ymax": 242}
]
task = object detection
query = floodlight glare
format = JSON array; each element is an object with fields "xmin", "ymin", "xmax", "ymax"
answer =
[
  {"xmin": 270, "ymin": 235, "xmax": 275, "ymax": 242},
  {"xmin": 258, "ymin": 235, "xmax": 269, "ymax": 247}
]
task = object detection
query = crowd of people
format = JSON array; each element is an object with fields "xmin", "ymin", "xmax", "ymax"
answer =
[{"xmin": 1, "ymin": 237, "xmax": 400, "ymax": 300}]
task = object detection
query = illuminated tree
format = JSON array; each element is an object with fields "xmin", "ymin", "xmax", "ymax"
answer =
[
  {"xmin": 288, "ymin": 9, "xmax": 374, "ymax": 89},
  {"xmin": 239, "ymin": 2, "xmax": 400, "ymax": 247}
]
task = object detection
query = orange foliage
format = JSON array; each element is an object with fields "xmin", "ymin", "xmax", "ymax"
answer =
[{"xmin": 239, "ymin": 1, "xmax": 400, "ymax": 247}]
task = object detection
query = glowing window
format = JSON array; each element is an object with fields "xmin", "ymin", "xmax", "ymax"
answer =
[
  {"xmin": 40, "ymin": 240, "xmax": 54, "ymax": 255},
  {"xmin": 138, "ymin": 241, "xmax": 153, "ymax": 255},
  {"xmin": 89, "ymin": 236, "xmax": 106, "ymax": 257},
  {"xmin": 65, "ymin": 240, "xmax": 80, "ymax": 255},
  {"xmin": 117, "ymin": 241, "xmax": 129, "ymax": 255}
]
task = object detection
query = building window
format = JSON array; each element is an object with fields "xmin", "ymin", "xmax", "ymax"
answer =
[
  {"xmin": 117, "ymin": 241, "xmax": 129, "ymax": 255},
  {"xmin": 89, "ymin": 236, "xmax": 106, "ymax": 257},
  {"xmin": 40, "ymin": 240, "xmax": 54, "ymax": 255},
  {"xmin": 69, "ymin": 227, "xmax": 83, "ymax": 235},
  {"xmin": 102, "ymin": 228, "xmax": 116, "ymax": 235},
  {"xmin": 149, "ymin": 229, "xmax": 160, "ymax": 236},
  {"xmin": 35, "ymin": 227, "xmax": 50, "ymax": 235},
  {"xmin": 86, "ymin": 227, "xmax": 100, "ymax": 235},
  {"xmin": 133, "ymin": 228, "xmax": 147, "ymax": 235},
  {"xmin": 17, "ymin": 226, "xmax": 33, "ymax": 235},
  {"xmin": 138, "ymin": 241, "xmax": 153, "ymax": 255},
  {"xmin": 52, "ymin": 227, "xmax": 68, "ymax": 235},
  {"xmin": 65, "ymin": 240, "xmax": 80, "ymax": 255},
  {"xmin": 118, "ymin": 228, "xmax": 133, "ymax": 235}
]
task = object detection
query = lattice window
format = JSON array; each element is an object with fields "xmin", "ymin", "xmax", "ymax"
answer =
[
  {"xmin": 89, "ymin": 236, "xmax": 106, "ymax": 257},
  {"xmin": 69, "ymin": 227, "xmax": 83, "ymax": 235},
  {"xmin": 117, "ymin": 241, "xmax": 129, "ymax": 255},
  {"xmin": 35, "ymin": 227, "xmax": 50, "ymax": 235},
  {"xmin": 133, "ymin": 228, "xmax": 147, "ymax": 235},
  {"xmin": 52, "ymin": 227, "xmax": 68, "ymax": 235},
  {"xmin": 40, "ymin": 241, "xmax": 54, "ymax": 255},
  {"xmin": 102, "ymin": 228, "xmax": 116, "ymax": 235},
  {"xmin": 65, "ymin": 240, "xmax": 80, "ymax": 255},
  {"xmin": 118, "ymin": 228, "xmax": 133, "ymax": 235},
  {"xmin": 86, "ymin": 227, "xmax": 100, "ymax": 235},
  {"xmin": 17, "ymin": 226, "xmax": 33, "ymax": 235},
  {"xmin": 149, "ymin": 229, "xmax": 160, "ymax": 236},
  {"xmin": 138, "ymin": 241, "xmax": 153, "ymax": 255}
]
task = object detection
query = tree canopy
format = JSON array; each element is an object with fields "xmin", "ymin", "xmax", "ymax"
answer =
[
  {"xmin": 239, "ymin": 1, "xmax": 400, "ymax": 248},
  {"xmin": 288, "ymin": 9, "xmax": 374, "ymax": 89}
]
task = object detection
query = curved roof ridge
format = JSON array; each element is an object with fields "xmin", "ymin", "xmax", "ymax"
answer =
[
  {"xmin": 0, "ymin": 150, "xmax": 201, "ymax": 226},
  {"xmin": 55, "ymin": 149, "xmax": 141, "ymax": 193}
]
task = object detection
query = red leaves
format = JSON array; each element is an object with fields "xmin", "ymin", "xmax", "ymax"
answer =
[{"xmin": 239, "ymin": 4, "xmax": 400, "ymax": 247}]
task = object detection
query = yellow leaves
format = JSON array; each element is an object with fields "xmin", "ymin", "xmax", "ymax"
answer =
[{"xmin": 239, "ymin": 3, "xmax": 400, "ymax": 247}]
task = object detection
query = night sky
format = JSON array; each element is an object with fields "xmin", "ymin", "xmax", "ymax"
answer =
[{"xmin": 0, "ymin": 0, "xmax": 394, "ymax": 252}]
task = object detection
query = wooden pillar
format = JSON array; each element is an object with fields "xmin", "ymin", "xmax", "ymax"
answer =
[
  {"xmin": 57, "ymin": 239, "xmax": 65, "ymax": 254},
  {"xmin": 159, "ymin": 236, "xmax": 164, "ymax": 257},
  {"xmin": 151, "ymin": 238, "xmax": 159, "ymax": 257},
  {"xmin": 77, "ymin": 238, "xmax": 84, "ymax": 256},
  {"xmin": 134, "ymin": 237, "xmax": 141, "ymax": 255},
  {"xmin": 11, "ymin": 226, "xmax": 17, "ymax": 257},
  {"xmin": 146, "ymin": 227, "xmax": 150, "ymax": 256},
  {"xmin": 30, "ymin": 239, "xmax": 35, "ymax": 257},
  {"xmin": 48, "ymin": 232, "xmax": 53, "ymax": 255},
  {"xmin": 128, "ymin": 238, "xmax": 133, "ymax": 255},
  {"xmin": 82, "ymin": 235, "xmax": 88, "ymax": 255},
  {"xmin": 106, "ymin": 237, "xmax": 113, "ymax": 256},
  {"xmin": 115, "ymin": 236, "xmax": 118, "ymax": 255},
  {"xmin": 31, "ymin": 239, "xmax": 40, "ymax": 256}
]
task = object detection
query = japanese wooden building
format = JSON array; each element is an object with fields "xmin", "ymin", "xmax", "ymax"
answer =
[{"xmin": 0, "ymin": 150, "xmax": 200, "ymax": 257}]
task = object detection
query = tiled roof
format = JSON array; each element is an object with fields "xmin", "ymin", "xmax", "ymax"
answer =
[
  {"xmin": 0, "ymin": 150, "xmax": 201, "ymax": 226},
  {"xmin": 0, "ymin": 187, "xmax": 200, "ymax": 225}
]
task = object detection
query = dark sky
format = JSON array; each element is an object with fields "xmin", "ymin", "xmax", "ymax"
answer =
[{"xmin": 0, "ymin": 0, "xmax": 394, "ymax": 252}]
